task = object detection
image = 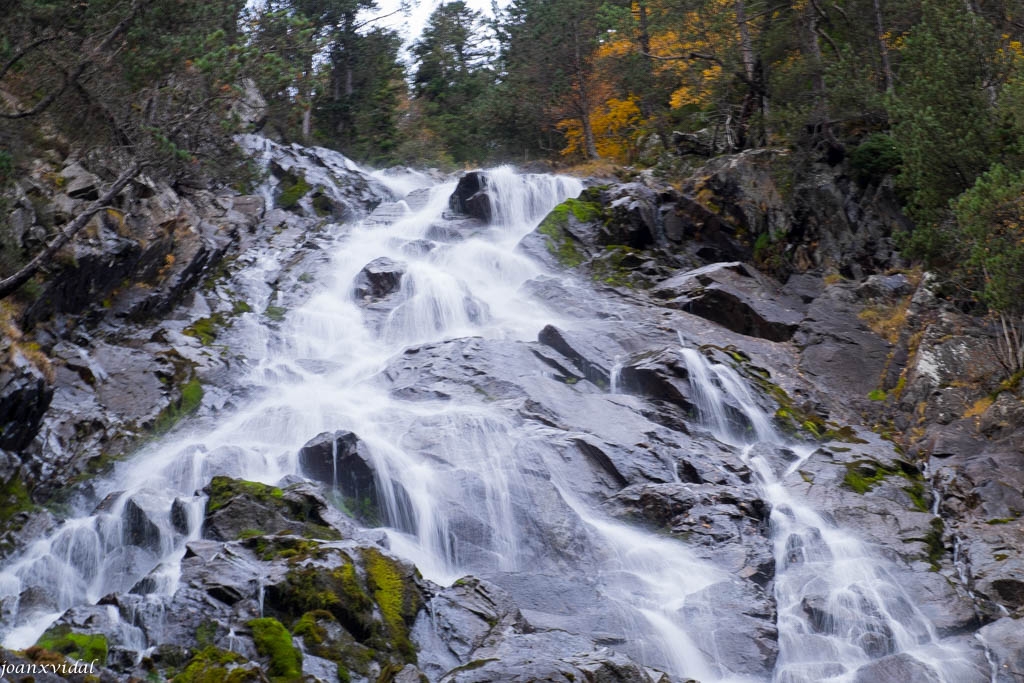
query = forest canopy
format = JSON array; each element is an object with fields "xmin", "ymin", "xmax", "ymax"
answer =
[{"xmin": 3, "ymin": 0, "xmax": 1024, "ymax": 364}]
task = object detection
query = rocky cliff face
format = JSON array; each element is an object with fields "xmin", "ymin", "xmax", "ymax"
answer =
[
  {"xmin": 0, "ymin": 144, "xmax": 1020, "ymax": 682},
  {"xmin": 0, "ymin": 136, "xmax": 386, "ymax": 554}
]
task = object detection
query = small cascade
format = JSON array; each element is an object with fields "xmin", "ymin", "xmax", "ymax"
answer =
[
  {"xmin": 609, "ymin": 355, "xmax": 623, "ymax": 394},
  {"xmin": 680, "ymin": 347, "xmax": 979, "ymax": 682}
]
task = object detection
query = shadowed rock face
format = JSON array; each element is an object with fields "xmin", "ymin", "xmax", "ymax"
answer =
[
  {"xmin": 449, "ymin": 171, "xmax": 493, "ymax": 223},
  {"xmin": 651, "ymin": 262, "xmax": 805, "ymax": 342},
  {"xmin": 0, "ymin": 365, "xmax": 52, "ymax": 453},
  {"xmin": 352, "ymin": 257, "xmax": 406, "ymax": 303},
  {"xmin": 297, "ymin": 429, "xmax": 416, "ymax": 529}
]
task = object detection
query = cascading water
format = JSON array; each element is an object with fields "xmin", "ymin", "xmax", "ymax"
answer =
[
  {"xmin": 0, "ymin": 138, "xmax": 985, "ymax": 682},
  {"xmin": 678, "ymin": 347, "xmax": 982, "ymax": 682},
  {"xmin": 0, "ymin": 152, "xmax": 741, "ymax": 681}
]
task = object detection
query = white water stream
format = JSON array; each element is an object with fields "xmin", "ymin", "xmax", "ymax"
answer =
[
  {"xmin": 0, "ymin": 152, "xmax": 738, "ymax": 681},
  {"xmin": 678, "ymin": 347, "xmax": 981, "ymax": 682},
  {"xmin": 0, "ymin": 143, "xmax": 979, "ymax": 682}
]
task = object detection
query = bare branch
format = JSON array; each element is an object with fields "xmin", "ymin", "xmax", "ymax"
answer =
[
  {"xmin": 352, "ymin": 7, "xmax": 406, "ymax": 31},
  {"xmin": 0, "ymin": 35, "xmax": 61, "ymax": 81},
  {"xmin": 817, "ymin": 26, "xmax": 842, "ymax": 59},
  {"xmin": 0, "ymin": 161, "xmax": 142, "ymax": 300},
  {"xmin": 640, "ymin": 50, "xmax": 724, "ymax": 66},
  {"xmin": 0, "ymin": 0, "xmax": 143, "ymax": 119}
]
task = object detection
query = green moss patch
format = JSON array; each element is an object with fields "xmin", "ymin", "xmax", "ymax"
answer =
[
  {"xmin": 183, "ymin": 314, "xmax": 225, "ymax": 346},
  {"xmin": 361, "ymin": 548, "xmax": 421, "ymax": 661},
  {"xmin": 264, "ymin": 547, "xmax": 423, "ymax": 671},
  {"xmin": 267, "ymin": 558, "xmax": 375, "ymax": 641},
  {"xmin": 291, "ymin": 610, "xmax": 372, "ymax": 682},
  {"xmin": 590, "ymin": 245, "xmax": 644, "ymax": 288},
  {"xmin": 172, "ymin": 646, "xmax": 258, "ymax": 683},
  {"xmin": 265, "ymin": 305, "xmax": 287, "ymax": 322},
  {"xmin": 924, "ymin": 518, "xmax": 945, "ymax": 570},
  {"xmin": 536, "ymin": 194, "xmax": 603, "ymax": 269},
  {"xmin": 206, "ymin": 476, "xmax": 283, "ymax": 513},
  {"xmin": 153, "ymin": 375, "xmax": 203, "ymax": 435},
  {"xmin": 842, "ymin": 459, "xmax": 930, "ymax": 512},
  {"xmin": 277, "ymin": 176, "xmax": 312, "ymax": 210},
  {"xmin": 35, "ymin": 626, "xmax": 108, "ymax": 665},
  {"xmin": 249, "ymin": 617, "xmax": 302, "ymax": 682},
  {"xmin": 248, "ymin": 536, "xmax": 324, "ymax": 562},
  {"xmin": 0, "ymin": 475, "xmax": 35, "ymax": 520}
]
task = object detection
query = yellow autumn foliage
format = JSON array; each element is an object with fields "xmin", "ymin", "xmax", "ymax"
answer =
[{"xmin": 559, "ymin": 96, "xmax": 642, "ymax": 162}]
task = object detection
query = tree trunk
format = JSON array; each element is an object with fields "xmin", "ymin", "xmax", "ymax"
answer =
[
  {"xmin": 734, "ymin": 0, "xmax": 761, "ymax": 148},
  {"xmin": 301, "ymin": 105, "xmax": 312, "ymax": 141},
  {"xmin": 805, "ymin": 5, "xmax": 826, "ymax": 113},
  {"xmin": 873, "ymin": 0, "xmax": 894, "ymax": 92},
  {"xmin": 636, "ymin": 2, "xmax": 654, "ymax": 118},
  {"xmin": 573, "ymin": 31, "xmax": 600, "ymax": 160},
  {"xmin": 0, "ymin": 162, "xmax": 141, "ymax": 300},
  {"xmin": 736, "ymin": 0, "xmax": 756, "ymax": 83}
]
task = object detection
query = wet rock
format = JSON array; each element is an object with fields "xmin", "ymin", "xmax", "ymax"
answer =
[
  {"xmin": 438, "ymin": 629, "xmax": 660, "ymax": 683},
  {"xmin": 678, "ymin": 148, "xmax": 906, "ymax": 279},
  {"xmin": 682, "ymin": 579, "xmax": 778, "ymax": 678},
  {"xmin": 979, "ymin": 617, "xmax": 1024, "ymax": 682},
  {"xmin": 857, "ymin": 273, "xmax": 914, "ymax": 300},
  {"xmin": 202, "ymin": 477, "xmax": 342, "ymax": 541},
  {"xmin": 956, "ymin": 516, "xmax": 1024, "ymax": 616},
  {"xmin": 600, "ymin": 182, "xmax": 663, "ymax": 248},
  {"xmin": 121, "ymin": 496, "xmax": 162, "ymax": 552},
  {"xmin": 89, "ymin": 342, "xmax": 172, "ymax": 427},
  {"xmin": 0, "ymin": 363, "xmax": 53, "ymax": 453},
  {"xmin": 298, "ymin": 429, "xmax": 369, "ymax": 488},
  {"xmin": 170, "ymin": 497, "xmax": 192, "ymax": 535},
  {"xmin": 449, "ymin": 172, "xmax": 493, "ymax": 223},
  {"xmin": 793, "ymin": 284, "xmax": 891, "ymax": 411},
  {"xmin": 352, "ymin": 257, "xmax": 406, "ymax": 302},
  {"xmin": 852, "ymin": 652, "xmax": 943, "ymax": 683},
  {"xmin": 651, "ymin": 262, "xmax": 804, "ymax": 342},
  {"xmin": 415, "ymin": 576, "xmax": 530, "ymax": 675},
  {"xmin": 538, "ymin": 324, "xmax": 614, "ymax": 387},
  {"xmin": 616, "ymin": 348, "xmax": 692, "ymax": 407},
  {"xmin": 60, "ymin": 161, "xmax": 101, "ymax": 200},
  {"xmin": 227, "ymin": 195, "xmax": 266, "ymax": 221},
  {"xmin": 299, "ymin": 431, "xmax": 416, "ymax": 530},
  {"xmin": 782, "ymin": 273, "xmax": 825, "ymax": 304}
]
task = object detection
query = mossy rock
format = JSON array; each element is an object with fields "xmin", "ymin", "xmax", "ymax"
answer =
[
  {"xmin": 245, "ymin": 535, "xmax": 324, "ymax": 562},
  {"xmin": 172, "ymin": 646, "xmax": 261, "ymax": 683},
  {"xmin": 842, "ymin": 459, "xmax": 929, "ymax": 512},
  {"xmin": 361, "ymin": 547, "xmax": 422, "ymax": 661},
  {"xmin": 265, "ymin": 556, "xmax": 376, "ymax": 642},
  {"xmin": 206, "ymin": 477, "xmax": 284, "ymax": 514},
  {"xmin": 292, "ymin": 610, "xmax": 374, "ymax": 679},
  {"xmin": 277, "ymin": 176, "xmax": 312, "ymax": 210},
  {"xmin": 0, "ymin": 475, "xmax": 35, "ymax": 520},
  {"xmin": 536, "ymin": 193, "xmax": 604, "ymax": 269},
  {"xmin": 589, "ymin": 245, "xmax": 647, "ymax": 289},
  {"xmin": 152, "ymin": 375, "xmax": 203, "ymax": 435},
  {"xmin": 249, "ymin": 617, "xmax": 302, "ymax": 682},
  {"xmin": 183, "ymin": 314, "xmax": 225, "ymax": 346},
  {"xmin": 263, "ymin": 547, "xmax": 423, "ymax": 671},
  {"xmin": 203, "ymin": 477, "xmax": 343, "ymax": 541},
  {"xmin": 35, "ymin": 625, "xmax": 108, "ymax": 666}
]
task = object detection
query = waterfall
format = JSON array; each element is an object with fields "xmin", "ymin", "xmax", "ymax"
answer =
[
  {"xmin": 0, "ymin": 139, "xmax": 984, "ymax": 682},
  {"xmin": 679, "ymin": 347, "xmax": 980, "ymax": 683},
  {"xmin": 0, "ymin": 151, "xmax": 739, "ymax": 682}
]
